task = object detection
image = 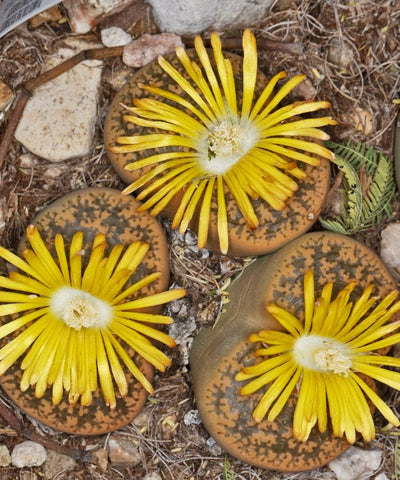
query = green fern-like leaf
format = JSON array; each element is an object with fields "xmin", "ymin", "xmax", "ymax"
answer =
[{"xmin": 320, "ymin": 141, "xmax": 395, "ymax": 234}]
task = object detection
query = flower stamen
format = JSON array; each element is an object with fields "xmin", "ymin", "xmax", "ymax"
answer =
[{"xmin": 51, "ymin": 287, "xmax": 112, "ymax": 330}]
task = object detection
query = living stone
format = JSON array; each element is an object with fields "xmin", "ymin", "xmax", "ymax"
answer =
[
  {"xmin": 123, "ymin": 33, "xmax": 183, "ymax": 68},
  {"xmin": 328, "ymin": 446, "xmax": 382, "ymax": 480},
  {"xmin": 15, "ymin": 40, "xmax": 102, "ymax": 162},
  {"xmin": 108, "ymin": 435, "xmax": 141, "ymax": 467},
  {"xmin": 101, "ymin": 26, "xmax": 132, "ymax": 47},
  {"xmin": 43, "ymin": 450, "xmax": 77, "ymax": 479},
  {"xmin": 380, "ymin": 223, "xmax": 400, "ymax": 278},
  {"xmin": 0, "ymin": 444, "xmax": 11, "ymax": 467},
  {"xmin": 11, "ymin": 441, "xmax": 47, "ymax": 468},
  {"xmin": 147, "ymin": 0, "xmax": 275, "ymax": 34}
]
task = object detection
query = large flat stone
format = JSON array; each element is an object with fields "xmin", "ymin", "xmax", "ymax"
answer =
[
  {"xmin": 15, "ymin": 40, "xmax": 102, "ymax": 162},
  {"xmin": 147, "ymin": 0, "xmax": 275, "ymax": 34}
]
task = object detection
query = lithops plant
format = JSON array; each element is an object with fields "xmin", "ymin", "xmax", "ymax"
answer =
[
  {"xmin": 105, "ymin": 30, "xmax": 334, "ymax": 256},
  {"xmin": 0, "ymin": 188, "xmax": 185, "ymax": 435},
  {"xmin": 190, "ymin": 232, "xmax": 400, "ymax": 471}
]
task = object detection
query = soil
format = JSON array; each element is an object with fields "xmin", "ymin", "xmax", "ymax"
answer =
[{"xmin": 0, "ymin": 1, "xmax": 399, "ymax": 479}]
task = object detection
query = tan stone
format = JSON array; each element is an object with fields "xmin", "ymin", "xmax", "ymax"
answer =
[{"xmin": 0, "ymin": 79, "xmax": 13, "ymax": 112}]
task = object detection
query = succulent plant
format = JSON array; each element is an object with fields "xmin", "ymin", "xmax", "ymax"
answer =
[
  {"xmin": 190, "ymin": 232, "xmax": 397, "ymax": 471},
  {"xmin": 110, "ymin": 29, "xmax": 336, "ymax": 254},
  {"xmin": 0, "ymin": 225, "xmax": 185, "ymax": 409},
  {"xmin": 237, "ymin": 270, "xmax": 400, "ymax": 444}
]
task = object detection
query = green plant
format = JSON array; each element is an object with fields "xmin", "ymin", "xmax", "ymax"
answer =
[
  {"xmin": 222, "ymin": 456, "xmax": 236, "ymax": 480},
  {"xmin": 319, "ymin": 141, "xmax": 395, "ymax": 234}
]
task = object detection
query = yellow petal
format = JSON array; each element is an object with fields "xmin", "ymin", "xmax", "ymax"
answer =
[
  {"xmin": 241, "ymin": 29, "xmax": 257, "ymax": 119},
  {"xmin": 197, "ymin": 178, "xmax": 215, "ymax": 250}
]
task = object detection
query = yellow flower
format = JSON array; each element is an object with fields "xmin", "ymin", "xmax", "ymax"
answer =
[
  {"xmin": 0, "ymin": 226, "xmax": 186, "ymax": 409},
  {"xmin": 236, "ymin": 270, "xmax": 400, "ymax": 443},
  {"xmin": 110, "ymin": 30, "xmax": 336, "ymax": 254}
]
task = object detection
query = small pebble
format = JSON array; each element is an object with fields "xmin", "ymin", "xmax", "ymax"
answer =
[
  {"xmin": 108, "ymin": 435, "xmax": 141, "ymax": 467},
  {"xmin": 375, "ymin": 474, "xmax": 389, "ymax": 480},
  {"xmin": 0, "ymin": 79, "xmax": 13, "ymax": 112},
  {"xmin": 101, "ymin": 27, "xmax": 132, "ymax": 47},
  {"xmin": 380, "ymin": 223, "xmax": 400, "ymax": 278},
  {"xmin": 43, "ymin": 450, "xmax": 77, "ymax": 480},
  {"xmin": 143, "ymin": 473, "xmax": 162, "ymax": 480},
  {"xmin": 11, "ymin": 441, "xmax": 47, "ymax": 468},
  {"xmin": 328, "ymin": 39, "xmax": 354, "ymax": 70},
  {"xmin": 328, "ymin": 446, "xmax": 382, "ymax": 480},
  {"xmin": 123, "ymin": 33, "xmax": 183, "ymax": 68},
  {"xmin": 183, "ymin": 409, "xmax": 202, "ymax": 426},
  {"xmin": 132, "ymin": 410, "xmax": 150, "ymax": 428},
  {"xmin": 86, "ymin": 445, "xmax": 108, "ymax": 472},
  {"xmin": 206, "ymin": 436, "xmax": 222, "ymax": 455},
  {"xmin": 0, "ymin": 444, "xmax": 11, "ymax": 467},
  {"xmin": 19, "ymin": 153, "xmax": 35, "ymax": 169}
]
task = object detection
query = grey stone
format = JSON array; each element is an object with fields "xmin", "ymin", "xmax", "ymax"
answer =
[
  {"xmin": 147, "ymin": 0, "xmax": 275, "ymax": 35},
  {"xmin": 86, "ymin": 445, "xmax": 108, "ymax": 471},
  {"xmin": 380, "ymin": 223, "xmax": 400, "ymax": 278},
  {"xmin": 123, "ymin": 33, "xmax": 183, "ymax": 68},
  {"xmin": 144, "ymin": 473, "xmax": 162, "ymax": 480},
  {"xmin": 11, "ymin": 441, "xmax": 47, "ymax": 468},
  {"xmin": 328, "ymin": 39, "xmax": 354, "ymax": 70},
  {"xmin": 15, "ymin": 40, "xmax": 102, "ymax": 162},
  {"xmin": 101, "ymin": 27, "xmax": 132, "ymax": 47},
  {"xmin": 328, "ymin": 446, "xmax": 382, "ymax": 480},
  {"xmin": 374, "ymin": 474, "xmax": 389, "ymax": 480},
  {"xmin": 43, "ymin": 450, "xmax": 77, "ymax": 479},
  {"xmin": 183, "ymin": 409, "xmax": 202, "ymax": 426},
  {"xmin": 0, "ymin": 445, "xmax": 11, "ymax": 467},
  {"xmin": 108, "ymin": 435, "xmax": 141, "ymax": 467},
  {"xmin": 206, "ymin": 437, "xmax": 222, "ymax": 456},
  {"xmin": 132, "ymin": 410, "xmax": 150, "ymax": 428}
]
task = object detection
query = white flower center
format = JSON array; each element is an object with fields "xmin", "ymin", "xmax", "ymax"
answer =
[
  {"xmin": 50, "ymin": 287, "xmax": 112, "ymax": 330},
  {"xmin": 198, "ymin": 119, "xmax": 259, "ymax": 175},
  {"xmin": 293, "ymin": 334, "xmax": 352, "ymax": 376}
]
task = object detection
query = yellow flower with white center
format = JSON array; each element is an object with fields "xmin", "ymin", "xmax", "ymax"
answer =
[
  {"xmin": 110, "ymin": 29, "xmax": 337, "ymax": 254},
  {"xmin": 0, "ymin": 226, "xmax": 186, "ymax": 409},
  {"xmin": 236, "ymin": 270, "xmax": 400, "ymax": 444}
]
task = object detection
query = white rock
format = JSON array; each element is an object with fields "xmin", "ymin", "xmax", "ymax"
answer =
[
  {"xmin": 11, "ymin": 441, "xmax": 47, "ymax": 468},
  {"xmin": 147, "ymin": 0, "xmax": 275, "ymax": 34},
  {"xmin": 375, "ymin": 474, "xmax": 389, "ymax": 480},
  {"xmin": 380, "ymin": 223, "xmax": 400, "ymax": 278},
  {"xmin": 43, "ymin": 450, "xmax": 77, "ymax": 480},
  {"xmin": 206, "ymin": 436, "xmax": 222, "ymax": 455},
  {"xmin": 0, "ymin": 444, "xmax": 11, "ymax": 467},
  {"xmin": 19, "ymin": 153, "xmax": 35, "ymax": 169},
  {"xmin": 15, "ymin": 40, "xmax": 102, "ymax": 162},
  {"xmin": 64, "ymin": 0, "xmax": 131, "ymax": 33},
  {"xmin": 143, "ymin": 473, "xmax": 162, "ymax": 480},
  {"xmin": 328, "ymin": 446, "xmax": 382, "ymax": 480},
  {"xmin": 183, "ymin": 409, "xmax": 202, "ymax": 426},
  {"xmin": 101, "ymin": 27, "xmax": 132, "ymax": 47},
  {"xmin": 123, "ymin": 33, "xmax": 183, "ymax": 68},
  {"xmin": 108, "ymin": 435, "xmax": 141, "ymax": 467}
]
